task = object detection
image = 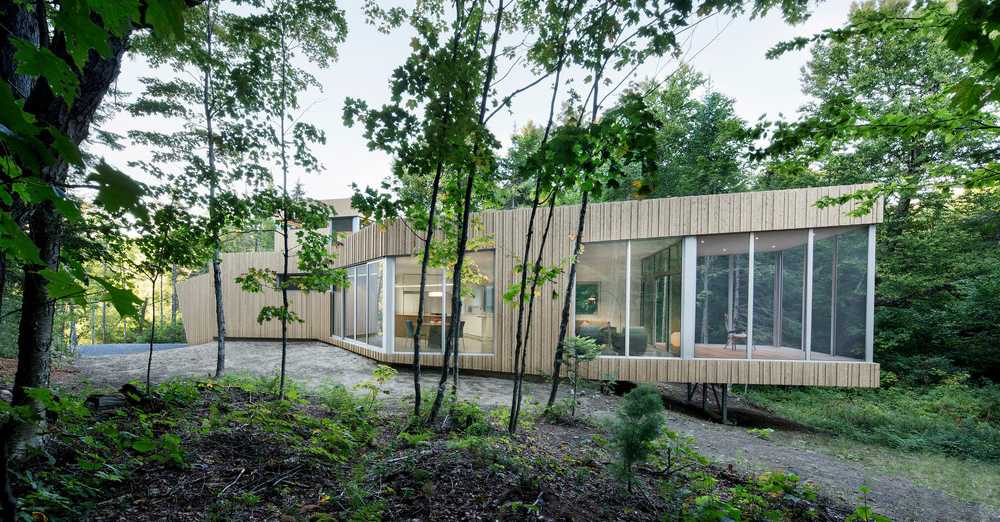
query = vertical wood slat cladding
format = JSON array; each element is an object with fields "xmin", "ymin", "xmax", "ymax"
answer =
[{"xmin": 177, "ymin": 184, "xmax": 882, "ymax": 388}]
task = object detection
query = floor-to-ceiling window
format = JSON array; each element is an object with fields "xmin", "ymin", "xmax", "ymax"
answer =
[
  {"xmin": 630, "ymin": 238, "xmax": 682, "ymax": 357},
  {"xmin": 575, "ymin": 241, "xmax": 628, "ymax": 356},
  {"xmin": 452, "ymin": 250, "xmax": 495, "ymax": 354},
  {"xmin": 393, "ymin": 256, "xmax": 445, "ymax": 353},
  {"xmin": 752, "ymin": 230, "xmax": 808, "ymax": 360},
  {"xmin": 345, "ymin": 266, "xmax": 356, "ymax": 340},
  {"xmin": 694, "ymin": 233, "xmax": 750, "ymax": 359},
  {"xmin": 335, "ymin": 259, "xmax": 387, "ymax": 349},
  {"xmin": 390, "ymin": 251, "xmax": 496, "ymax": 354},
  {"xmin": 812, "ymin": 226, "xmax": 868, "ymax": 361},
  {"xmin": 689, "ymin": 225, "xmax": 872, "ymax": 362}
]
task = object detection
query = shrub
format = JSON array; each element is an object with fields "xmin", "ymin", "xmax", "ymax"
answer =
[
  {"xmin": 609, "ymin": 384, "xmax": 665, "ymax": 491},
  {"xmin": 558, "ymin": 335, "xmax": 602, "ymax": 417}
]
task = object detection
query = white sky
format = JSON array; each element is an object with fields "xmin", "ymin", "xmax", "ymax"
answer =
[{"xmin": 99, "ymin": 1, "xmax": 851, "ymax": 200}]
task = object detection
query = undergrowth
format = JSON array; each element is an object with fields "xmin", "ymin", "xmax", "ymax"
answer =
[
  {"xmin": 743, "ymin": 372, "xmax": 1000, "ymax": 461},
  {"xmin": 6, "ymin": 374, "xmax": 879, "ymax": 521}
]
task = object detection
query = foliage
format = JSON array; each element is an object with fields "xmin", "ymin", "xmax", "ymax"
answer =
[
  {"xmin": 553, "ymin": 335, "xmax": 602, "ymax": 418},
  {"xmin": 761, "ymin": 0, "xmax": 1000, "ymax": 209},
  {"xmin": 596, "ymin": 67, "xmax": 755, "ymax": 202},
  {"xmin": 745, "ymin": 378, "xmax": 1000, "ymax": 461},
  {"xmin": 874, "ymin": 189, "xmax": 1000, "ymax": 380},
  {"xmin": 609, "ymin": 384, "xmax": 665, "ymax": 491},
  {"xmin": 355, "ymin": 364, "xmax": 398, "ymax": 411},
  {"xmin": 846, "ymin": 486, "xmax": 891, "ymax": 522}
]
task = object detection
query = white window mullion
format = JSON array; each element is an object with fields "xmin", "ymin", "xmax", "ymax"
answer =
[
  {"xmin": 680, "ymin": 236, "xmax": 696, "ymax": 359},
  {"xmin": 624, "ymin": 240, "xmax": 632, "ymax": 357},
  {"xmin": 865, "ymin": 225, "xmax": 876, "ymax": 362},
  {"xmin": 804, "ymin": 229, "xmax": 814, "ymax": 361}
]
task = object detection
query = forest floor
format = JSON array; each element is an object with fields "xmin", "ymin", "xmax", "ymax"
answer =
[{"xmin": 56, "ymin": 340, "xmax": 1000, "ymax": 521}]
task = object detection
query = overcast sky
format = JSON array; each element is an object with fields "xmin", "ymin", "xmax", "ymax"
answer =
[{"xmin": 100, "ymin": 1, "xmax": 851, "ymax": 200}]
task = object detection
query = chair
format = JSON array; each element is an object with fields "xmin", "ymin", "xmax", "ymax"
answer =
[
  {"xmin": 405, "ymin": 320, "xmax": 416, "ymax": 351},
  {"xmin": 724, "ymin": 313, "xmax": 748, "ymax": 351}
]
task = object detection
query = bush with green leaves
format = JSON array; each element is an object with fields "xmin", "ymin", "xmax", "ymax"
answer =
[{"xmin": 609, "ymin": 384, "xmax": 666, "ymax": 492}]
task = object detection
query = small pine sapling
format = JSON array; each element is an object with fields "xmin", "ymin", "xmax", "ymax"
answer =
[
  {"xmin": 559, "ymin": 335, "xmax": 601, "ymax": 417},
  {"xmin": 610, "ymin": 384, "xmax": 666, "ymax": 492}
]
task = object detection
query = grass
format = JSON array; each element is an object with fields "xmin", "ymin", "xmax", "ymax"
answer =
[
  {"xmin": 742, "ymin": 374, "xmax": 1000, "ymax": 508},
  {"xmin": 743, "ymin": 375, "xmax": 1000, "ymax": 461},
  {"xmin": 805, "ymin": 433, "xmax": 1000, "ymax": 508}
]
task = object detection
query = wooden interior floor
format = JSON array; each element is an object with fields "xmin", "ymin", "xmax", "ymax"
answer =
[
  {"xmin": 693, "ymin": 343, "xmax": 859, "ymax": 362},
  {"xmin": 392, "ymin": 337, "xmax": 493, "ymax": 354}
]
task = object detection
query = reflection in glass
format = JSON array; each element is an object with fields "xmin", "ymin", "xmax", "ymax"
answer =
[
  {"xmin": 695, "ymin": 233, "xmax": 749, "ymax": 359},
  {"xmin": 345, "ymin": 267, "xmax": 355, "ymax": 340},
  {"xmin": 575, "ymin": 241, "xmax": 627, "ymax": 356},
  {"xmin": 751, "ymin": 230, "xmax": 807, "ymax": 360},
  {"xmin": 631, "ymin": 238, "xmax": 681, "ymax": 357},
  {"xmin": 392, "ymin": 256, "xmax": 444, "ymax": 353},
  {"xmin": 452, "ymin": 251, "xmax": 495, "ymax": 354},
  {"xmin": 812, "ymin": 226, "xmax": 867, "ymax": 360},
  {"xmin": 367, "ymin": 262, "xmax": 383, "ymax": 347}
]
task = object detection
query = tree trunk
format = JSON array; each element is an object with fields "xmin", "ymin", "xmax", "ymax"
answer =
[
  {"xmin": 547, "ymin": 48, "xmax": 605, "ymax": 410},
  {"xmin": 412, "ymin": 162, "xmax": 444, "ymax": 418},
  {"xmin": 146, "ymin": 277, "xmax": 157, "ymax": 394},
  {"xmin": 277, "ymin": 25, "xmax": 290, "ymax": 401},
  {"xmin": 8, "ymin": 197, "xmax": 61, "ymax": 453},
  {"xmin": 90, "ymin": 303, "xmax": 97, "ymax": 344},
  {"xmin": 507, "ymin": 3, "xmax": 571, "ymax": 428},
  {"xmin": 547, "ymin": 190, "xmax": 588, "ymax": 407},
  {"xmin": 2, "ymin": 7, "xmax": 137, "ymax": 517},
  {"xmin": 203, "ymin": 0, "xmax": 226, "ymax": 378},
  {"xmin": 410, "ymin": 3, "xmax": 472, "ymax": 420},
  {"xmin": 69, "ymin": 303, "xmax": 78, "ymax": 351},
  {"xmin": 428, "ymin": 0, "xmax": 505, "ymax": 423},
  {"xmin": 171, "ymin": 264, "xmax": 178, "ymax": 327}
]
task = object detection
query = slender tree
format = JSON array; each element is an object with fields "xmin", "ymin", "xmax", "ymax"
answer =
[
  {"xmin": 345, "ymin": 1, "xmax": 491, "ymax": 419},
  {"xmin": 428, "ymin": 0, "xmax": 509, "ymax": 424},
  {"xmin": 234, "ymin": 0, "xmax": 347, "ymax": 400},
  {"xmin": 132, "ymin": 204, "xmax": 206, "ymax": 393}
]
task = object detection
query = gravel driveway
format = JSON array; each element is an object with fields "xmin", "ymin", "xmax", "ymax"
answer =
[{"xmin": 72, "ymin": 340, "xmax": 999, "ymax": 522}]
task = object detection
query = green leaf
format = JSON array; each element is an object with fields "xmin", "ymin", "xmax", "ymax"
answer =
[
  {"xmin": 93, "ymin": 275, "xmax": 142, "ymax": 318},
  {"xmin": 145, "ymin": 0, "xmax": 187, "ymax": 40},
  {"xmin": 53, "ymin": 0, "xmax": 114, "ymax": 67},
  {"xmin": 87, "ymin": 161, "xmax": 147, "ymax": 217},
  {"xmin": 88, "ymin": 0, "xmax": 141, "ymax": 37},
  {"xmin": 41, "ymin": 268, "xmax": 87, "ymax": 304},
  {"xmin": 132, "ymin": 437, "xmax": 157, "ymax": 453},
  {"xmin": 0, "ymin": 212, "xmax": 43, "ymax": 265},
  {"xmin": 12, "ymin": 38, "xmax": 79, "ymax": 105}
]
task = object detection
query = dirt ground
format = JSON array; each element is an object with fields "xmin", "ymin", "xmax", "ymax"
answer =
[{"xmin": 71, "ymin": 341, "xmax": 1000, "ymax": 522}]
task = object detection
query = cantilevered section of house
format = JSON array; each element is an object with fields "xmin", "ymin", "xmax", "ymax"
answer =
[{"xmin": 177, "ymin": 184, "xmax": 882, "ymax": 388}]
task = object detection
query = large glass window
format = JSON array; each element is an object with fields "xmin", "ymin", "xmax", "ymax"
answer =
[
  {"xmin": 752, "ymin": 230, "xmax": 808, "ymax": 360},
  {"xmin": 393, "ymin": 256, "xmax": 445, "ymax": 353},
  {"xmin": 391, "ymin": 252, "xmax": 495, "ymax": 354},
  {"xmin": 336, "ymin": 260, "xmax": 386, "ymax": 349},
  {"xmin": 454, "ymin": 251, "xmax": 495, "ymax": 354},
  {"xmin": 812, "ymin": 226, "xmax": 868, "ymax": 361},
  {"xmin": 630, "ymin": 238, "xmax": 682, "ymax": 357},
  {"xmin": 356, "ymin": 265, "xmax": 368, "ymax": 342},
  {"xmin": 345, "ymin": 267, "xmax": 356, "ymax": 340},
  {"xmin": 331, "ymin": 285, "xmax": 343, "ymax": 337},
  {"xmin": 695, "ymin": 234, "xmax": 750, "ymax": 359},
  {"xmin": 367, "ymin": 262, "xmax": 384, "ymax": 347},
  {"xmin": 575, "ymin": 241, "xmax": 628, "ymax": 356}
]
